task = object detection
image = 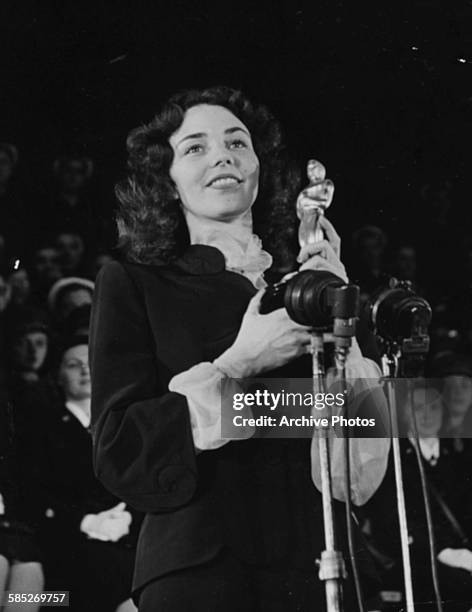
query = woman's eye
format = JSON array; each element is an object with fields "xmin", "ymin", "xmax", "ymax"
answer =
[
  {"xmin": 184, "ymin": 143, "xmax": 204, "ymax": 155},
  {"xmin": 231, "ymin": 138, "xmax": 247, "ymax": 149},
  {"xmin": 228, "ymin": 139, "xmax": 248, "ymax": 149}
]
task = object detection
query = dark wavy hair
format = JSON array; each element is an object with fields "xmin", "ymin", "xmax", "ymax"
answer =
[{"xmin": 115, "ymin": 86, "xmax": 300, "ymax": 270}]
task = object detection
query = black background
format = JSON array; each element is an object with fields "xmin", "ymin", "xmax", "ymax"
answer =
[{"xmin": 0, "ymin": 0, "xmax": 471, "ymax": 240}]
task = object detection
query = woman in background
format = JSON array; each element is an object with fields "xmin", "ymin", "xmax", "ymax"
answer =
[
  {"xmin": 437, "ymin": 354, "xmax": 472, "ymax": 440},
  {"xmin": 30, "ymin": 336, "xmax": 137, "ymax": 612}
]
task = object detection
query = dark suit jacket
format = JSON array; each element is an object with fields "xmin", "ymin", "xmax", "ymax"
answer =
[
  {"xmin": 89, "ymin": 245, "xmax": 378, "ymax": 592},
  {"xmin": 18, "ymin": 399, "xmax": 137, "ymax": 605},
  {"xmin": 34, "ymin": 404, "xmax": 128, "ymax": 531}
]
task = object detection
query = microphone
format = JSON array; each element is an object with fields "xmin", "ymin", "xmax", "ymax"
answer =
[
  {"xmin": 296, "ymin": 159, "xmax": 334, "ymax": 248},
  {"xmin": 331, "ymin": 284, "xmax": 360, "ymax": 357}
]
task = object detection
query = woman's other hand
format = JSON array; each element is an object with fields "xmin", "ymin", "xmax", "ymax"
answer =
[
  {"xmin": 214, "ymin": 290, "xmax": 312, "ymax": 378},
  {"xmin": 297, "ymin": 216, "xmax": 348, "ymax": 282}
]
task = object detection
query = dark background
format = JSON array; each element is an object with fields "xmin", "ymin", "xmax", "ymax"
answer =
[{"xmin": 0, "ymin": 0, "xmax": 471, "ymax": 241}]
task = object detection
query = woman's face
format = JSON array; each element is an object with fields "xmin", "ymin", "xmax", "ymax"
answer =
[
  {"xmin": 169, "ymin": 104, "xmax": 259, "ymax": 223},
  {"xmin": 443, "ymin": 375, "xmax": 472, "ymax": 418},
  {"xmin": 410, "ymin": 387, "xmax": 443, "ymax": 437},
  {"xmin": 58, "ymin": 344, "xmax": 91, "ymax": 401}
]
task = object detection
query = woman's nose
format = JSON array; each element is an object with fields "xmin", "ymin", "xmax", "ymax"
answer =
[{"xmin": 210, "ymin": 143, "xmax": 235, "ymax": 167}]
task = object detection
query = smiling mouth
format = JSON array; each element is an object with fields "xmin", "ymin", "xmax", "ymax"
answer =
[{"xmin": 207, "ymin": 175, "xmax": 242, "ymax": 188}]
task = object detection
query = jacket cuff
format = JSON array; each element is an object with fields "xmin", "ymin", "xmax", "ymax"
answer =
[
  {"xmin": 169, "ymin": 362, "xmax": 255, "ymax": 450},
  {"xmin": 169, "ymin": 363, "xmax": 230, "ymax": 451}
]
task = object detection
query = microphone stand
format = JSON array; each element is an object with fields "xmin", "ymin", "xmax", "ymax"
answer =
[
  {"xmin": 381, "ymin": 348, "xmax": 415, "ymax": 612},
  {"xmin": 368, "ymin": 277, "xmax": 432, "ymax": 612},
  {"xmin": 332, "ymin": 285, "xmax": 365, "ymax": 612},
  {"xmin": 312, "ymin": 331, "xmax": 346, "ymax": 612}
]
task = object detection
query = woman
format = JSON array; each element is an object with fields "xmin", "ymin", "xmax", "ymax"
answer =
[
  {"xmin": 90, "ymin": 86, "xmax": 389, "ymax": 611},
  {"xmin": 436, "ymin": 353, "xmax": 472, "ymax": 546},
  {"xmin": 30, "ymin": 336, "xmax": 138, "ymax": 612},
  {"xmin": 47, "ymin": 276, "xmax": 94, "ymax": 329},
  {"xmin": 438, "ymin": 354, "xmax": 472, "ymax": 439}
]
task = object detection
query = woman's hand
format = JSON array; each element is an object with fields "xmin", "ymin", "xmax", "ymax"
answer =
[
  {"xmin": 80, "ymin": 502, "xmax": 132, "ymax": 542},
  {"xmin": 214, "ymin": 291, "xmax": 313, "ymax": 378},
  {"xmin": 297, "ymin": 216, "xmax": 348, "ymax": 282}
]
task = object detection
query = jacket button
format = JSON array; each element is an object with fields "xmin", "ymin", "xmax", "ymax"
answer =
[
  {"xmin": 158, "ymin": 466, "xmax": 181, "ymax": 493},
  {"xmin": 157, "ymin": 465, "xmax": 197, "ymax": 502}
]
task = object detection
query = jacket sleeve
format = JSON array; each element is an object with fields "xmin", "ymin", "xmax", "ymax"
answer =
[{"xmin": 89, "ymin": 261, "xmax": 198, "ymax": 513}]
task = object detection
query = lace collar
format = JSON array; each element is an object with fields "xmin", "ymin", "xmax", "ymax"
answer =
[{"xmin": 186, "ymin": 214, "xmax": 273, "ymax": 289}]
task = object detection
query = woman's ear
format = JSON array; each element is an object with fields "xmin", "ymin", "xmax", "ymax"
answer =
[{"xmin": 168, "ymin": 178, "xmax": 180, "ymax": 202}]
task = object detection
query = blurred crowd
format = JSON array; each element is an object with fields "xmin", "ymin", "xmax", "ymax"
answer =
[
  {"xmin": 0, "ymin": 140, "xmax": 471, "ymax": 610},
  {"xmin": 0, "ymin": 143, "xmax": 136, "ymax": 612}
]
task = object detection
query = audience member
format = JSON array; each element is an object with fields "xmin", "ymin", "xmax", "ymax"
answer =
[
  {"xmin": 5, "ymin": 309, "xmax": 59, "ymax": 465},
  {"xmin": 47, "ymin": 277, "xmax": 94, "ymax": 330},
  {"xmin": 45, "ymin": 156, "xmax": 98, "ymax": 244},
  {"xmin": 7, "ymin": 310, "xmax": 50, "ymax": 385},
  {"xmin": 55, "ymin": 231, "xmax": 88, "ymax": 277},
  {"xmin": 30, "ymin": 336, "xmax": 137, "ymax": 612},
  {"xmin": 62, "ymin": 304, "xmax": 91, "ymax": 337},
  {"xmin": 350, "ymin": 225, "xmax": 389, "ymax": 298},
  {"xmin": 391, "ymin": 244, "xmax": 423, "ymax": 293},
  {"xmin": 29, "ymin": 244, "xmax": 63, "ymax": 305},
  {"xmin": 6, "ymin": 261, "xmax": 32, "ymax": 309},
  {"xmin": 430, "ymin": 353, "xmax": 472, "ymax": 440}
]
